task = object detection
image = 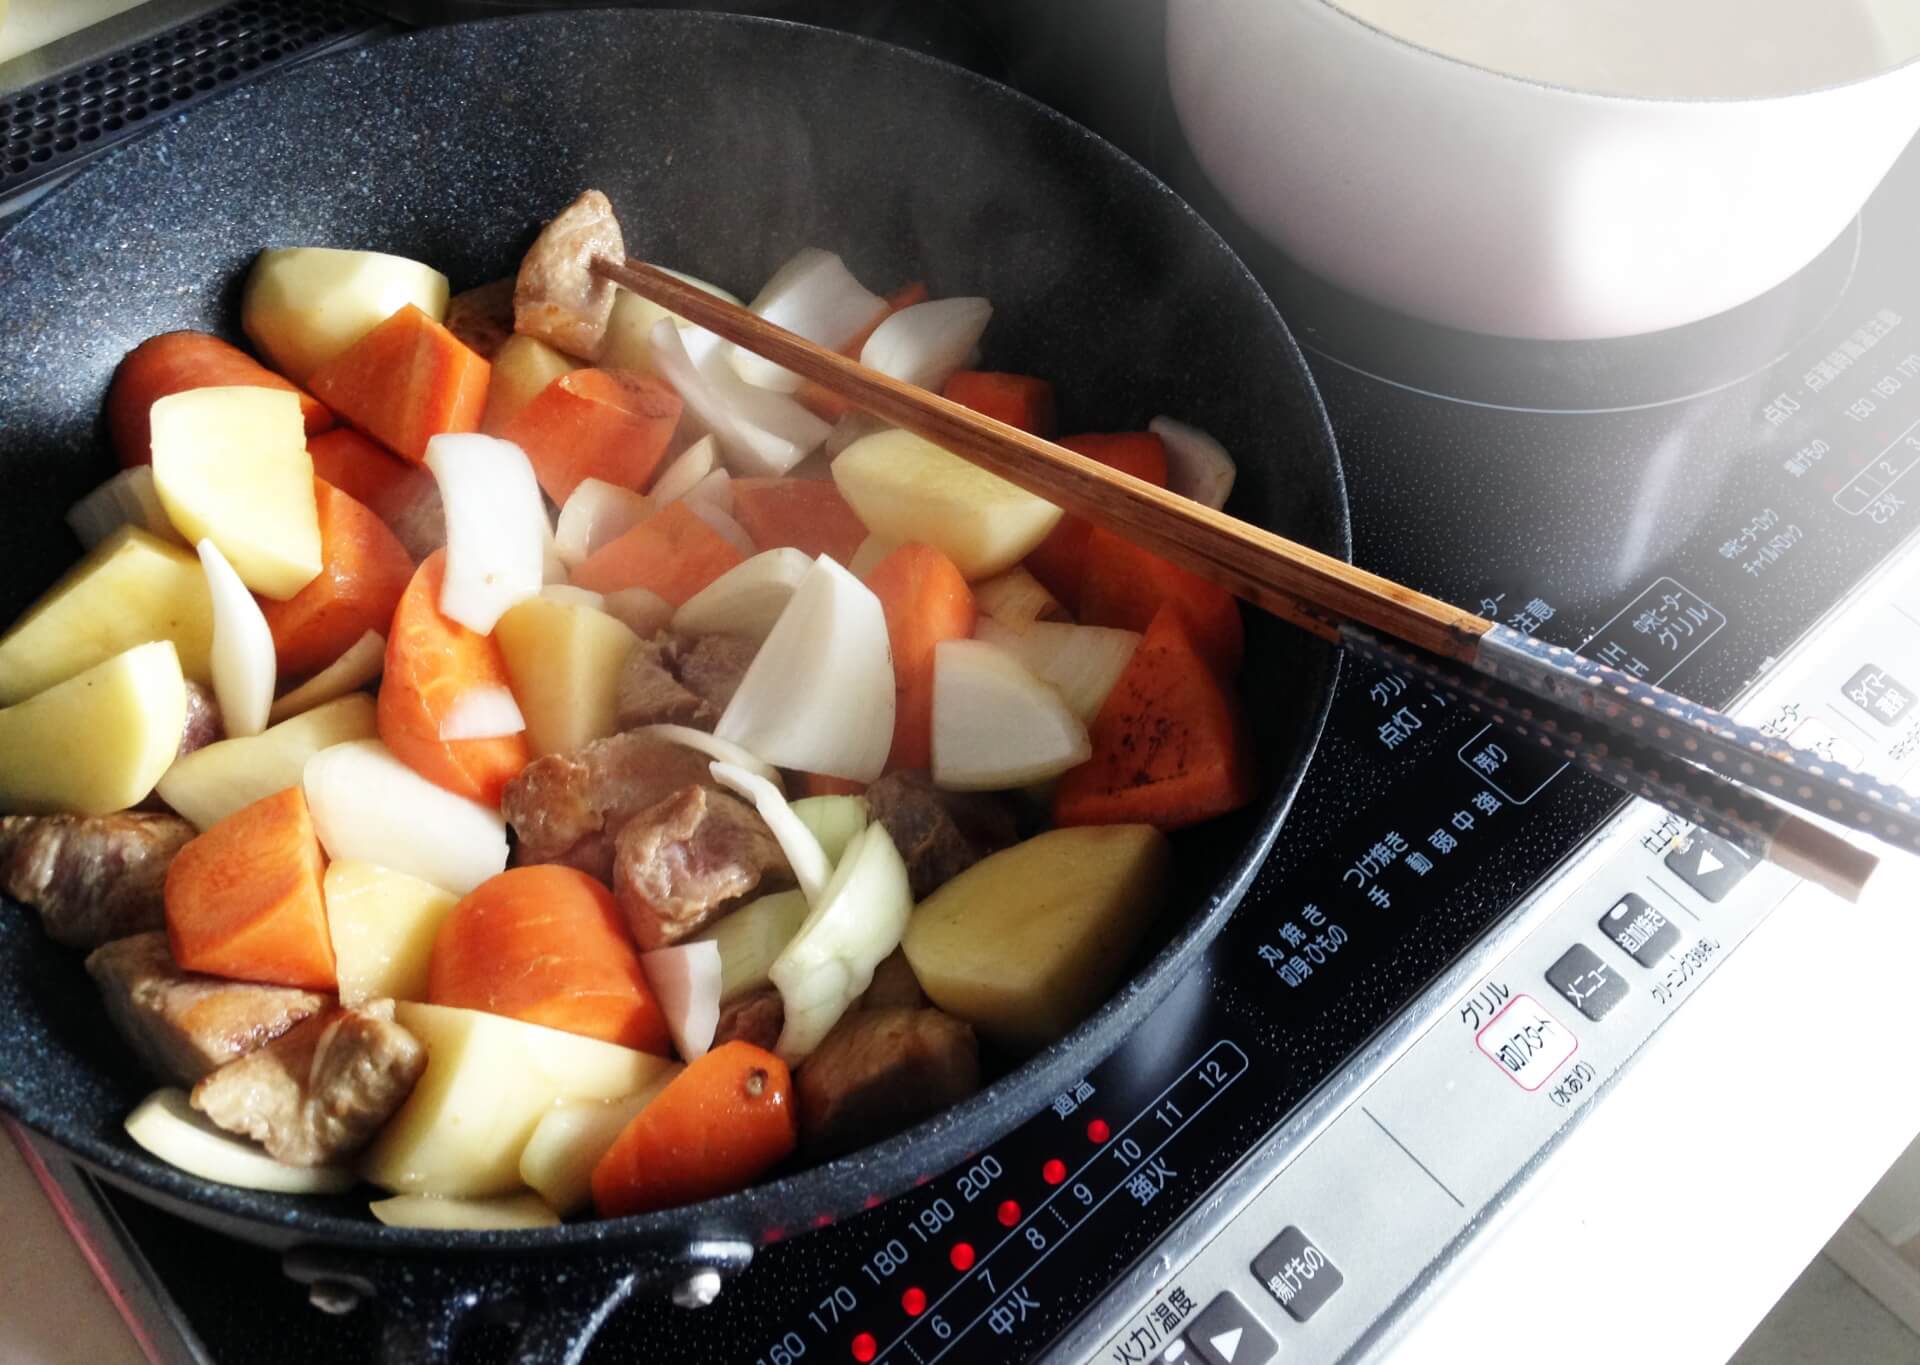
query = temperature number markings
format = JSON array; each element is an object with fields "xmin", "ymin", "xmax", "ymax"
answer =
[
  {"xmin": 874, "ymin": 1040, "xmax": 1249, "ymax": 1364},
  {"xmin": 1835, "ymin": 420, "xmax": 1920, "ymax": 517}
]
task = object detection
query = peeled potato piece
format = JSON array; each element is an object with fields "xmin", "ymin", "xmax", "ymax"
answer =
[
  {"xmin": 242, "ymin": 246, "xmax": 450, "ymax": 383},
  {"xmin": 125, "ymin": 1089, "xmax": 357, "ymax": 1194},
  {"xmin": 519, "ymin": 1074, "xmax": 678, "ymax": 1215},
  {"xmin": 0, "ymin": 641, "xmax": 186, "ymax": 816}
]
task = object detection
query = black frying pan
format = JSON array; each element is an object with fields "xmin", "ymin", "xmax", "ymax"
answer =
[{"xmin": 0, "ymin": 11, "xmax": 1348, "ymax": 1361}]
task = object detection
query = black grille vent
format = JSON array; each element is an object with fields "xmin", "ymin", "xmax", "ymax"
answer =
[{"xmin": 1, "ymin": 1, "xmax": 379, "ymax": 207}]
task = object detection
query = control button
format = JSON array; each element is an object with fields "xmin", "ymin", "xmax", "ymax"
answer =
[
  {"xmin": 1185, "ymin": 1292, "xmax": 1276, "ymax": 1365},
  {"xmin": 1475, "ymin": 993, "xmax": 1578, "ymax": 1091},
  {"xmin": 1545, "ymin": 943, "xmax": 1629, "ymax": 1022},
  {"xmin": 1251, "ymin": 1225, "xmax": 1343, "ymax": 1322},
  {"xmin": 1843, "ymin": 664, "xmax": 1915, "ymax": 728},
  {"xmin": 1663, "ymin": 829, "xmax": 1755, "ymax": 902},
  {"xmin": 1599, "ymin": 892, "xmax": 1680, "ymax": 967}
]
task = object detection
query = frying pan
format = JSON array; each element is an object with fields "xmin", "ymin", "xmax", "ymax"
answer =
[{"xmin": 0, "ymin": 11, "xmax": 1348, "ymax": 1360}]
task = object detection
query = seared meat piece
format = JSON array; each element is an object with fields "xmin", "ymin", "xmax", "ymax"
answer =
[
  {"xmin": 613, "ymin": 783, "xmax": 793, "ymax": 949},
  {"xmin": 515, "ymin": 189, "xmax": 623, "ymax": 358},
  {"xmin": 191, "ymin": 999, "xmax": 425, "ymax": 1165},
  {"xmin": 713, "ymin": 986, "xmax": 785, "ymax": 1052},
  {"xmin": 796, "ymin": 1008, "xmax": 979, "ymax": 1156},
  {"xmin": 0, "ymin": 812, "xmax": 195, "ymax": 949},
  {"xmin": 863, "ymin": 772, "xmax": 1018, "ymax": 901},
  {"xmin": 443, "ymin": 277, "xmax": 515, "ymax": 360},
  {"xmin": 857, "ymin": 949, "xmax": 926, "ymax": 1012},
  {"xmin": 503, "ymin": 730, "xmax": 711, "ymax": 881},
  {"xmin": 613, "ymin": 632, "xmax": 759, "ymax": 732},
  {"xmin": 178, "ymin": 680, "xmax": 224, "ymax": 759},
  {"xmin": 85, "ymin": 933, "xmax": 326, "ymax": 1086}
]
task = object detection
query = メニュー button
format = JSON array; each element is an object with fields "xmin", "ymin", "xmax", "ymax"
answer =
[
  {"xmin": 1251, "ymin": 1225, "xmax": 1343, "ymax": 1322},
  {"xmin": 1184, "ymin": 1291, "xmax": 1277, "ymax": 1365},
  {"xmin": 1663, "ymin": 829, "xmax": 1754, "ymax": 902},
  {"xmin": 1546, "ymin": 943, "xmax": 1629, "ymax": 1022},
  {"xmin": 1599, "ymin": 892, "xmax": 1680, "ymax": 966}
]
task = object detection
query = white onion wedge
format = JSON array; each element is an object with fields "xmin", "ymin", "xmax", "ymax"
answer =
[
  {"xmin": 519, "ymin": 1081, "xmax": 676, "ymax": 1214},
  {"xmin": 196, "ymin": 538, "xmax": 275, "ymax": 738},
  {"xmin": 554, "ymin": 478, "xmax": 651, "ymax": 568},
  {"xmin": 126, "ymin": 1089, "xmax": 356, "ymax": 1194},
  {"xmin": 973, "ymin": 567, "xmax": 1070, "ymax": 631},
  {"xmin": 716, "ymin": 555, "xmax": 895, "ymax": 782},
  {"xmin": 541, "ymin": 509, "xmax": 566, "ymax": 585},
  {"xmin": 682, "ymin": 467, "xmax": 733, "ymax": 515},
  {"xmin": 701, "ymin": 345, "xmax": 833, "ymax": 475},
  {"xmin": 67, "ymin": 466, "xmax": 181, "ymax": 549},
  {"xmin": 370, "ymin": 1193, "xmax": 560, "ymax": 1231},
  {"xmin": 1150, "ymin": 415, "xmax": 1237, "ymax": 511},
  {"xmin": 438, "ymin": 685, "xmax": 526, "ymax": 741},
  {"xmin": 689, "ymin": 499, "xmax": 757, "ymax": 558},
  {"xmin": 540, "ymin": 584, "xmax": 605, "ymax": 610},
  {"xmin": 691, "ymin": 889, "xmax": 809, "ymax": 1002},
  {"xmin": 267, "ymin": 630, "xmax": 385, "ymax": 725},
  {"xmin": 932, "ymin": 639, "xmax": 1091, "ymax": 790},
  {"xmin": 648, "ymin": 435, "xmax": 718, "ymax": 506},
  {"xmin": 769, "ymin": 822, "xmax": 912, "ymax": 1062},
  {"xmin": 650, "ymin": 321, "xmax": 827, "ymax": 477},
  {"xmin": 789, "ymin": 795, "xmax": 869, "ymax": 867},
  {"xmin": 974, "ymin": 617, "xmax": 1140, "ymax": 723},
  {"xmin": 640, "ymin": 940, "xmax": 722, "ymax": 1061},
  {"xmin": 860, "ymin": 297, "xmax": 992, "ymax": 391},
  {"xmin": 599, "ymin": 586, "xmax": 675, "ymax": 637},
  {"xmin": 672, "ymin": 548, "xmax": 811, "ymax": 641},
  {"xmin": 710, "ymin": 760, "xmax": 832, "ymax": 906},
  {"xmin": 303, "ymin": 739, "xmax": 507, "ymax": 895},
  {"xmin": 823, "ymin": 411, "xmax": 887, "ymax": 460},
  {"xmin": 632, "ymin": 724, "xmax": 783, "ymax": 791},
  {"xmin": 424, "ymin": 433, "xmax": 545, "ymax": 633},
  {"xmin": 732, "ymin": 248, "xmax": 886, "ymax": 393}
]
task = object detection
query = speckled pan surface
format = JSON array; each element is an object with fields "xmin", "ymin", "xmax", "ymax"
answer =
[{"xmin": 0, "ymin": 10, "xmax": 1347, "ymax": 1252}]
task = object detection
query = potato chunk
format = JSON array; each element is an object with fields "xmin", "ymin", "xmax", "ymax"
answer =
[
  {"xmin": 157, "ymin": 693, "xmax": 377, "ymax": 830},
  {"xmin": 0, "ymin": 642, "xmax": 187, "ymax": 816},
  {"xmin": 243, "ymin": 246, "xmax": 450, "ymax": 383},
  {"xmin": 324, "ymin": 860, "xmax": 460, "ymax": 1007},
  {"xmin": 493, "ymin": 596, "xmax": 640, "ymax": 758}
]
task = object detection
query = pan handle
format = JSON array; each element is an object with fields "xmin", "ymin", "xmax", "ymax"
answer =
[{"xmin": 284, "ymin": 1238, "xmax": 755, "ymax": 1365}]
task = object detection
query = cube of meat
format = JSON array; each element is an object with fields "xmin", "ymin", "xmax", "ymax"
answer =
[
  {"xmin": 85, "ymin": 932, "xmax": 327, "ymax": 1086},
  {"xmin": 503, "ymin": 730, "xmax": 712, "ymax": 881},
  {"xmin": 857, "ymin": 948, "xmax": 927, "ymax": 1012},
  {"xmin": 863, "ymin": 771, "xmax": 1018, "ymax": 901},
  {"xmin": 191, "ymin": 999, "xmax": 426, "ymax": 1165},
  {"xmin": 443, "ymin": 277, "xmax": 515, "ymax": 361},
  {"xmin": 1, "ymin": 812, "xmax": 195, "ymax": 949},
  {"xmin": 613, "ymin": 783, "xmax": 793, "ymax": 949},
  {"xmin": 713, "ymin": 986, "xmax": 784, "ymax": 1053},
  {"xmin": 178, "ymin": 679, "xmax": 224, "ymax": 759},
  {"xmin": 514, "ymin": 189, "xmax": 624, "ymax": 359},
  {"xmin": 796, "ymin": 1008, "xmax": 980, "ymax": 1156},
  {"xmin": 613, "ymin": 632, "xmax": 759, "ymax": 733}
]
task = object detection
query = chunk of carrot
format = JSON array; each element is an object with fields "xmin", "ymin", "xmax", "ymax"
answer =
[
  {"xmin": 1077, "ymin": 526, "xmax": 1243, "ymax": 678},
  {"xmin": 866, "ymin": 542, "xmax": 976, "ymax": 771},
  {"xmin": 795, "ymin": 281, "xmax": 930, "ymax": 421},
  {"xmin": 305, "ymin": 428, "xmax": 427, "ymax": 528},
  {"xmin": 802, "ymin": 772, "xmax": 868, "ymax": 798},
  {"xmin": 1053, "ymin": 607, "xmax": 1257, "ymax": 831},
  {"xmin": 107, "ymin": 331, "xmax": 331, "ymax": 468},
  {"xmin": 377, "ymin": 550, "xmax": 529, "ymax": 806},
  {"xmin": 570, "ymin": 500, "xmax": 746, "ymax": 604},
  {"xmin": 941, "ymin": 371, "xmax": 1057, "ymax": 438},
  {"xmin": 164, "ymin": 786, "xmax": 335, "ymax": 990},
  {"xmin": 729, "ymin": 478, "xmax": 869, "ymax": 565},
  {"xmin": 591, "ymin": 1041, "xmax": 796, "ymax": 1217},
  {"xmin": 306, "ymin": 305, "xmax": 489, "ymax": 462},
  {"xmin": 260, "ymin": 480, "xmax": 416, "ymax": 679},
  {"xmin": 428, "ymin": 865, "xmax": 670, "ymax": 1054},
  {"xmin": 1023, "ymin": 433, "xmax": 1171, "ymax": 610},
  {"xmin": 497, "ymin": 367, "xmax": 683, "ymax": 503}
]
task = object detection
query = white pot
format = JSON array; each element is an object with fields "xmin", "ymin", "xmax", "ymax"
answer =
[{"xmin": 1166, "ymin": 0, "xmax": 1920, "ymax": 339}]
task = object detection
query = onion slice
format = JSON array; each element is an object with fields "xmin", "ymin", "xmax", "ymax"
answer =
[
  {"xmin": 672, "ymin": 547, "xmax": 811, "ymax": 641},
  {"xmin": 424, "ymin": 433, "xmax": 546, "ymax": 633},
  {"xmin": 438, "ymin": 684, "xmax": 526, "ymax": 740},
  {"xmin": 126, "ymin": 1089, "xmax": 355, "ymax": 1194},
  {"xmin": 931, "ymin": 638, "xmax": 1091, "ymax": 790},
  {"xmin": 972, "ymin": 566, "xmax": 1070, "ymax": 631},
  {"xmin": 1150, "ymin": 415, "xmax": 1237, "ymax": 511},
  {"xmin": 648, "ymin": 435, "xmax": 718, "ymax": 506},
  {"xmin": 689, "ymin": 499, "xmax": 757, "ymax": 558},
  {"xmin": 682, "ymin": 467, "xmax": 733, "ymax": 514},
  {"xmin": 715, "ymin": 555, "xmax": 895, "ymax": 782},
  {"xmin": 267, "ymin": 629, "xmax": 384, "ymax": 725},
  {"xmin": 67, "ymin": 466, "xmax": 181, "ymax": 549},
  {"xmin": 639, "ymin": 941, "xmax": 722, "ymax": 1061},
  {"xmin": 650, "ymin": 320, "xmax": 828, "ymax": 477},
  {"xmin": 860, "ymin": 297, "xmax": 992, "ymax": 391},
  {"xmin": 303, "ymin": 738, "xmax": 507, "ymax": 895},
  {"xmin": 599, "ymin": 586, "xmax": 675, "ymax": 637},
  {"xmin": 554, "ymin": 478, "xmax": 651, "ymax": 568},
  {"xmin": 710, "ymin": 760, "xmax": 832, "ymax": 906},
  {"xmin": 632, "ymin": 724, "xmax": 783, "ymax": 792},
  {"xmin": 197, "ymin": 537, "xmax": 276, "ymax": 738},
  {"xmin": 974, "ymin": 617, "xmax": 1140, "ymax": 722},
  {"xmin": 732, "ymin": 248, "xmax": 886, "ymax": 393}
]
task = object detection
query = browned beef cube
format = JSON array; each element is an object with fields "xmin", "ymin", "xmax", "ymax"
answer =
[
  {"xmin": 1, "ymin": 812, "xmax": 195, "ymax": 949},
  {"xmin": 796, "ymin": 1008, "xmax": 980, "ymax": 1156},
  {"xmin": 502, "ymin": 730, "xmax": 712, "ymax": 881},
  {"xmin": 612, "ymin": 783, "xmax": 792, "ymax": 949},
  {"xmin": 613, "ymin": 632, "xmax": 759, "ymax": 732},
  {"xmin": 863, "ymin": 771, "xmax": 1017, "ymax": 901},
  {"xmin": 713, "ymin": 986, "xmax": 785, "ymax": 1053}
]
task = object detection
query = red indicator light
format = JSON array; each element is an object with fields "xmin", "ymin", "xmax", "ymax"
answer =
[
  {"xmin": 950, "ymin": 1241, "xmax": 976, "ymax": 1271},
  {"xmin": 1042, "ymin": 1158, "xmax": 1067, "ymax": 1185},
  {"xmin": 996, "ymin": 1199, "xmax": 1022, "ymax": 1227},
  {"xmin": 1086, "ymin": 1117, "xmax": 1111, "ymax": 1143},
  {"xmin": 901, "ymin": 1286, "xmax": 927, "ymax": 1316},
  {"xmin": 851, "ymin": 1331, "xmax": 877, "ymax": 1362}
]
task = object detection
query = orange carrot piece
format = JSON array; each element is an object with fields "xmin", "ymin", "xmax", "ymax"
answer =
[
  {"xmin": 802, "ymin": 772, "xmax": 868, "ymax": 798},
  {"xmin": 305, "ymin": 428, "xmax": 425, "ymax": 524},
  {"xmin": 498, "ymin": 367, "xmax": 683, "ymax": 503},
  {"xmin": 377, "ymin": 550, "xmax": 530, "ymax": 806},
  {"xmin": 591, "ymin": 1041, "xmax": 796, "ymax": 1217},
  {"xmin": 428, "ymin": 865, "xmax": 670, "ymax": 1055},
  {"xmin": 260, "ymin": 480, "xmax": 416, "ymax": 679},
  {"xmin": 306, "ymin": 305, "xmax": 489, "ymax": 462},
  {"xmin": 1024, "ymin": 433, "xmax": 1171, "ymax": 610},
  {"xmin": 164, "ymin": 786, "xmax": 335, "ymax": 990},
  {"xmin": 107, "ymin": 331, "xmax": 331, "ymax": 468},
  {"xmin": 570, "ymin": 499, "xmax": 747, "ymax": 604},
  {"xmin": 1077, "ymin": 525, "xmax": 1243, "ymax": 678},
  {"xmin": 1053, "ymin": 607, "xmax": 1258, "ymax": 831},
  {"xmin": 728, "ymin": 478, "xmax": 870, "ymax": 565},
  {"xmin": 941, "ymin": 371, "xmax": 1057, "ymax": 437},
  {"xmin": 795, "ymin": 281, "xmax": 930, "ymax": 421},
  {"xmin": 866, "ymin": 542, "xmax": 976, "ymax": 771}
]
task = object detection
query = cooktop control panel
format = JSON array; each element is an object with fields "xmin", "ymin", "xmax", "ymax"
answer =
[{"xmin": 1067, "ymin": 541, "xmax": 1920, "ymax": 1365}]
